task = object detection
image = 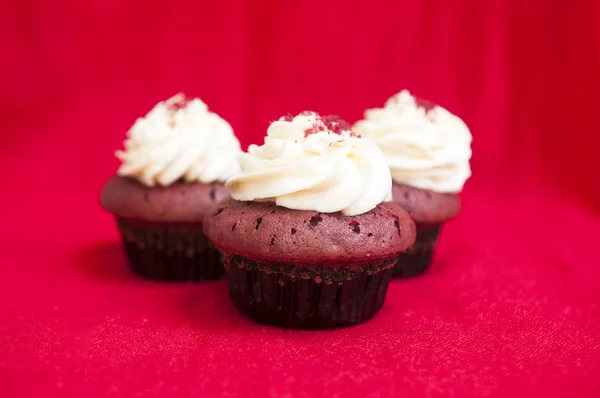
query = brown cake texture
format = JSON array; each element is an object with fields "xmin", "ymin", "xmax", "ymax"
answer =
[
  {"xmin": 391, "ymin": 183, "xmax": 460, "ymax": 224},
  {"xmin": 101, "ymin": 176, "xmax": 229, "ymax": 222},
  {"xmin": 204, "ymin": 198, "xmax": 415, "ymax": 265},
  {"xmin": 391, "ymin": 183, "xmax": 461, "ymax": 278},
  {"xmin": 203, "ymin": 198, "xmax": 416, "ymax": 329},
  {"xmin": 100, "ymin": 176, "xmax": 230, "ymax": 281}
]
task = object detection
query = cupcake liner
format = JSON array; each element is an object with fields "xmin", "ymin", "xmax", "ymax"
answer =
[
  {"xmin": 221, "ymin": 252, "xmax": 396, "ymax": 329},
  {"xmin": 393, "ymin": 223, "xmax": 441, "ymax": 278},
  {"xmin": 116, "ymin": 217, "xmax": 224, "ymax": 281}
]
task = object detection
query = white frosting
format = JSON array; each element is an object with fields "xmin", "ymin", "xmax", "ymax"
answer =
[
  {"xmin": 116, "ymin": 93, "xmax": 241, "ymax": 187},
  {"xmin": 226, "ymin": 112, "xmax": 392, "ymax": 216},
  {"xmin": 353, "ymin": 90, "xmax": 472, "ymax": 193}
]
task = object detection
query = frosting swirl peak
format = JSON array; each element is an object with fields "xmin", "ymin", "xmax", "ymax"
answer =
[
  {"xmin": 353, "ymin": 90, "xmax": 472, "ymax": 193},
  {"xmin": 227, "ymin": 112, "xmax": 392, "ymax": 216},
  {"xmin": 116, "ymin": 93, "xmax": 241, "ymax": 187}
]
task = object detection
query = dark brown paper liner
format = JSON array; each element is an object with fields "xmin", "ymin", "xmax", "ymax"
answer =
[
  {"xmin": 393, "ymin": 223, "xmax": 441, "ymax": 278},
  {"xmin": 221, "ymin": 252, "xmax": 396, "ymax": 329},
  {"xmin": 116, "ymin": 217, "xmax": 224, "ymax": 281}
]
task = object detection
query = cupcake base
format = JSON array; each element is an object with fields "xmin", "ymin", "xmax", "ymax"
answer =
[
  {"xmin": 116, "ymin": 217, "xmax": 224, "ymax": 281},
  {"xmin": 223, "ymin": 253, "xmax": 396, "ymax": 329},
  {"xmin": 392, "ymin": 223, "xmax": 441, "ymax": 278}
]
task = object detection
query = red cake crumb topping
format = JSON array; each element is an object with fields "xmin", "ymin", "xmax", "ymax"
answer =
[
  {"xmin": 414, "ymin": 96, "xmax": 436, "ymax": 112},
  {"xmin": 166, "ymin": 94, "xmax": 191, "ymax": 113},
  {"xmin": 275, "ymin": 112, "xmax": 358, "ymax": 138},
  {"xmin": 321, "ymin": 115, "xmax": 353, "ymax": 135},
  {"xmin": 297, "ymin": 112, "xmax": 356, "ymax": 138}
]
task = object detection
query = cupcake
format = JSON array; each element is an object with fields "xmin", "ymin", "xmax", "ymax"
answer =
[
  {"xmin": 203, "ymin": 112, "xmax": 416, "ymax": 329},
  {"xmin": 353, "ymin": 90, "xmax": 472, "ymax": 277},
  {"xmin": 100, "ymin": 93, "xmax": 241, "ymax": 281}
]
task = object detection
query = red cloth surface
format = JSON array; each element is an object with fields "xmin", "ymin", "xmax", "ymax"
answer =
[{"xmin": 1, "ymin": 1, "xmax": 600, "ymax": 396}]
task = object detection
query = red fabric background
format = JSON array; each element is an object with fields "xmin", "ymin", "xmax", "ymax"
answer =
[{"xmin": 1, "ymin": 1, "xmax": 599, "ymax": 396}]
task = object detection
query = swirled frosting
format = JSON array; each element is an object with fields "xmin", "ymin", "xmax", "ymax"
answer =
[
  {"xmin": 116, "ymin": 93, "xmax": 241, "ymax": 187},
  {"xmin": 226, "ymin": 112, "xmax": 392, "ymax": 216},
  {"xmin": 353, "ymin": 90, "xmax": 472, "ymax": 193}
]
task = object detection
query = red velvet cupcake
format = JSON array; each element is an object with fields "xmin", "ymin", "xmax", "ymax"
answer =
[
  {"xmin": 354, "ymin": 90, "xmax": 472, "ymax": 277},
  {"xmin": 100, "ymin": 94, "xmax": 241, "ymax": 281},
  {"xmin": 204, "ymin": 112, "xmax": 416, "ymax": 329}
]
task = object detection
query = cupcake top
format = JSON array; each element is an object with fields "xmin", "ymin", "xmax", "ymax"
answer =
[
  {"xmin": 100, "ymin": 176, "xmax": 229, "ymax": 222},
  {"xmin": 226, "ymin": 112, "xmax": 392, "ymax": 216},
  {"xmin": 204, "ymin": 198, "xmax": 416, "ymax": 264},
  {"xmin": 115, "ymin": 93, "xmax": 241, "ymax": 187},
  {"xmin": 353, "ymin": 90, "xmax": 472, "ymax": 193}
]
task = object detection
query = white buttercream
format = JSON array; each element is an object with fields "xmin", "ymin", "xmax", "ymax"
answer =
[
  {"xmin": 227, "ymin": 112, "xmax": 392, "ymax": 216},
  {"xmin": 116, "ymin": 93, "xmax": 241, "ymax": 187},
  {"xmin": 353, "ymin": 90, "xmax": 472, "ymax": 193}
]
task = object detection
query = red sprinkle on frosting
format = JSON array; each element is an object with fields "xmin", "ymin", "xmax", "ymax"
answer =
[
  {"xmin": 414, "ymin": 96, "xmax": 436, "ymax": 112},
  {"xmin": 166, "ymin": 94, "xmax": 191, "ymax": 113},
  {"xmin": 320, "ymin": 115, "xmax": 353, "ymax": 135},
  {"xmin": 281, "ymin": 112, "xmax": 357, "ymax": 138}
]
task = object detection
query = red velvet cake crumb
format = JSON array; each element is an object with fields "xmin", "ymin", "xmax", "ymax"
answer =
[
  {"xmin": 321, "ymin": 115, "xmax": 353, "ymax": 135},
  {"xmin": 303, "ymin": 123, "xmax": 326, "ymax": 137},
  {"xmin": 414, "ymin": 96, "xmax": 436, "ymax": 112},
  {"xmin": 167, "ymin": 94, "xmax": 190, "ymax": 113},
  {"xmin": 300, "ymin": 113, "xmax": 356, "ymax": 138}
]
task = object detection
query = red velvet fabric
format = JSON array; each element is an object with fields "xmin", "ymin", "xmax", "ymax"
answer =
[{"xmin": 2, "ymin": 1, "xmax": 599, "ymax": 396}]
